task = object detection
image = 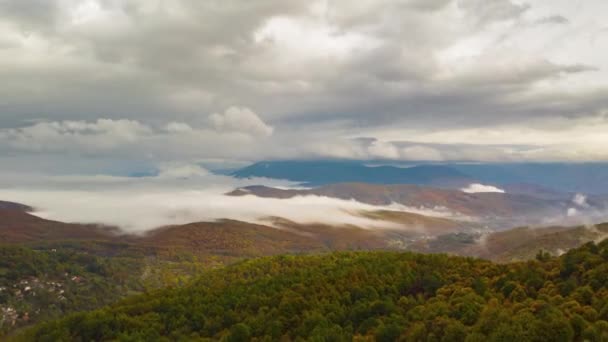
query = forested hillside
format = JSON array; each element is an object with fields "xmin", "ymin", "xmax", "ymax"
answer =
[
  {"xmin": 0, "ymin": 245, "xmax": 148, "ymax": 335},
  {"xmin": 16, "ymin": 240, "xmax": 608, "ymax": 341},
  {"xmin": 0, "ymin": 243, "xmax": 220, "ymax": 336}
]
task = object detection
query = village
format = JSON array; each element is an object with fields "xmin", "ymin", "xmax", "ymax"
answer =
[{"xmin": 0, "ymin": 274, "xmax": 83, "ymax": 332}]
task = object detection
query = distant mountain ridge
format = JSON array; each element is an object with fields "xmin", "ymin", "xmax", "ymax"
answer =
[
  {"xmin": 231, "ymin": 160, "xmax": 608, "ymax": 194},
  {"xmin": 449, "ymin": 162, "xmax": 608, "ymax": 194},
  {"xmin": 232, "ymin": 160, "xmax": 473, "ymax": 187}
]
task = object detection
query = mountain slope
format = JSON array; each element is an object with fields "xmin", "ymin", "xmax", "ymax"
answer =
[
  {"xmin": 228, "ymin": 183, "xmax": 569, "ymax": 224},
  {"xmin": 0, "ymin": 205, "xmax": 392, "ymax": 257},
  {"xmin": 5, "ymin": 198, "xmax": 603, "ymax": 263},
  {"xmin": 473, "ymin": 223, "xmax": 608, "ymax": 261},
  {"xmin": 0, "ymin": 245, "xmax": 147, "ymax": 335},
  {"xmin": 140, "ymin": 220, "xmax": 324, "ymax": 256},
  {"xmin": 409, "ymin": 223, "xmax": 608, "ymax": 262},
  {"xmin": 0, "ymin": 209, "xmax": 120, "ymax": 244},
  {"xmin": 18, "ymin": 240, "xmax": 608, "ymax": 341}
]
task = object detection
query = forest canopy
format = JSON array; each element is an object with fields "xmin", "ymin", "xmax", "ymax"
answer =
[{"xmin": 13, "ymin": 239, "xmax": 608, "ymax": 341}]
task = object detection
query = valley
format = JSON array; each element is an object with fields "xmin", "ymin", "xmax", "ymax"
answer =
[
  {"xmin": 2, "ymin": 179, "xmax": 608, "ymax": 338},
  {"xmin": 3, "ymin": 1, "xmax": 608, "ymax": 338},
  {"xmin": 3, "ymin": 162, "xmax": 608, "ymax": 339}
]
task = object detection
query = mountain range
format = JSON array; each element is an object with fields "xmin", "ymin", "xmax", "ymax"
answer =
[
  {"xmin": 2, "ymin": 198, "xmax": 606, "ymax": 263},
  {"xmin": 231, "ymin": 160, "xmax": 474, "ymax": 188},
  {"xmin": 228, "ymin": 182, "xmax": 589, "ymax": 228},
  {"xmin": 3, "ymin": 164, "xmax": 608, "ymax": 337},
  {"xmin": 231, "ymin": 160, "xmax": 608, "ymax": 194},
  {"xmin": 4, "ymin": 194, "xmax": 608, "ymax": 337}
]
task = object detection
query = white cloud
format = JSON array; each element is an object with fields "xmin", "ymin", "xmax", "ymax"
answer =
[
  {"xmin": 367, "ymin": 114, "xmax": 608, "ymax": 161},
  {"xmin": 253, "ymin": 15, "xmax": 374, "ymax": 62},
  {"xmin": 0, "ymin": 116, "xmax": 268, "ymax": 160},
  {"xmin": 458, "ymin": 0, "xmax": 530, "ymax": 26},
  {"xmin": 461, "ymin": 183, "xmax": 506, "ymax": 193},
  {"xmin": 0, "ymin": 172, "xmax": 418, "ymax": 233},
  {"xmin": 573, "ymin": 193, "xmax": 589, "ymax": 207},
  {"xmin": 4, "ymin": 114, "xmax": 608, "ymax": 167},
  {"xmin": 367, "ymin": 141, "xmax": 400, "ymax": 159},
  {"xmin": 156, "ymin": 163, "xmax": 209, "ymax": 179},
  {"xmin": 567, "ymin": 207, "xmax": 578, "ymax": 217},
  {"xmin": 400, "ymin": 145, "xmax": 444, "ymax": 161},
  {"xmin": 0, "ymin": 0, "xmax": 608, "ymax": 170},
  {"xmin": 209, "ymin": 106, "xmax": 274, "ymax": 137},
  {"xmin": 165, "ymin": 122, "xmax": 193, "ymax": 133},
  {"xmin": 0, "ymin": 119, "xmax": 151, "ymax": 152}
]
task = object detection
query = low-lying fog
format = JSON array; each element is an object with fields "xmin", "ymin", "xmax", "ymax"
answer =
[
  {"xmin": 0, "ymin": 165, "xmax": 462, "ymax": 233},
  {"xmin": 1, "ymin": 165, "xmax": 607, "ymax": 234}
]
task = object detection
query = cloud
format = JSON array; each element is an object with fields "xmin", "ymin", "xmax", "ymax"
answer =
[
  {"xmin": 165, "ymin": 122, "xmax": 193, "ymax": 133},
  {"xmin": 4, "ymin": 114, "xmax": 608, "ymax": 166},
  {"xmin": 0, "ymin": 113, "xmax": 271, "ymax": 160},
  {"xmin": 535, "ymin": 15, "xmax": 569, "ymax": 25},
  {"xmin": 0, "ymin": 119, "xmax": 151, "ymax": 152},
  {"xmin": 156, "ymin": 163, "xmax": 209, "ymax": 179},
  {"xmin": 461, "ymin": 183, "xmax": 505, "ymax": 193},
  {"xmin": 400, "ymin": 145, "xmax": 444, "ymax": 161},
  {"xmin": 209, "ymin": 106, "xmax": 274, "ymax": 137},
  {"xmin": 567, "ymin": 207, "xmax": 579, "ymax": 217},
  {"xmin": 367, "ymin": 141, "xmax": 401, "ymax": 159},
  {"xmin": 0, "ymin": 0, "xmax": 607, "ymax": 172},
  {"xmin": 573, "ymin": 193, "xmax": 589, "ymax": 208},
  {"xmin": 372, "ymin": 114, "xmax": 608, "ymax": 162},
  {"xmin": 559, "ymin": 193, "xmax": 608, "ymax": 225},
  {"xmin": 458, "ymin": 0, "xmax": 530, "ymax": 26},
  {"xmin": 0, "ymin": 171, "xmax": 432, "ymax": 233}
]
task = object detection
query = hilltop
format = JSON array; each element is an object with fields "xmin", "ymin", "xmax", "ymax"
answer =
[{"xmin": 15, "ymin": 240, "xmax": 608, "ymax": 341}]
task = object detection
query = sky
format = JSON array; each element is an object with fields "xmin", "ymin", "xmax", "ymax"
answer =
[{"xmin": 1, "ymin": 0, "xmax": 608, "ymax": 176}]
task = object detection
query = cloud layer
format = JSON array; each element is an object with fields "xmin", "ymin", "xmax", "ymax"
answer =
[
  {"xmin": 461, "ymin": 183, "xmax": 506, "ymax": 194},
  {"xmin": 0, "ymin": 166, "xmax": 457, "ymax": 232},
  {"xmin": 1, "ymin": 0, "xmax": 608, "ymax": 172}
]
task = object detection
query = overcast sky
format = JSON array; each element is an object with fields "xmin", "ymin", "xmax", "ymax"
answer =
[{"xmin": 1, "ymin": 0, "xmax": 608, "ymax": 175}]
